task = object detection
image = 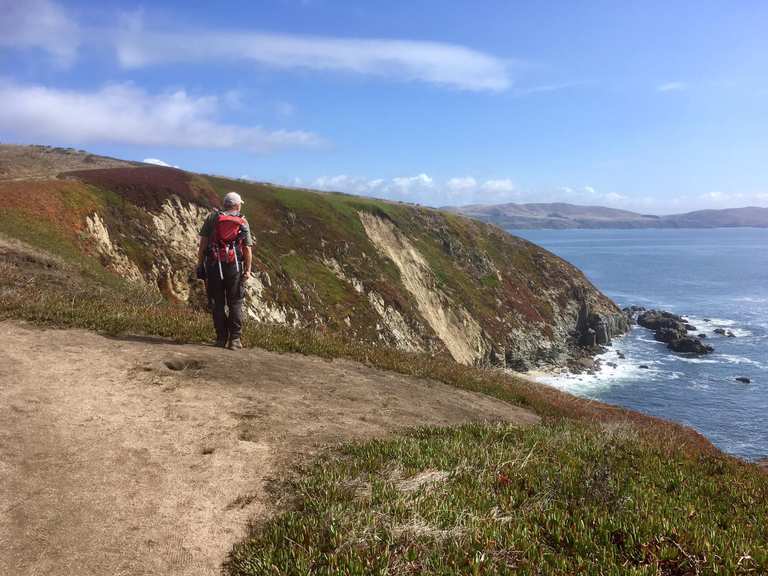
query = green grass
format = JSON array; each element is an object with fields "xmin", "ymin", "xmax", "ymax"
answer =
[
  {"xmin": 228, "ymin": 421, "xmax": 768, "ymax": 575},
  {"xmin": 281, "ymin": 253, "xmax": 352, "ymax": 307}
]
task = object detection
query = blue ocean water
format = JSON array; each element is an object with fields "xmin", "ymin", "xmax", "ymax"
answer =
[{"xmin": 513, "ymin": 228, "xmax": 768, "ymax": 461}]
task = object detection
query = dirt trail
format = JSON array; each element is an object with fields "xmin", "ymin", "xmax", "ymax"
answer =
[{"xmin": 0, "ymin": 322, "xmax": 538, "ymax": 575}]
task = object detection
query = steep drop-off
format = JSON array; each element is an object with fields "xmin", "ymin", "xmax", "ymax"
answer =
[{"xmin": 0, "ymin": 146, "xmax": 626, "ymax": 369}]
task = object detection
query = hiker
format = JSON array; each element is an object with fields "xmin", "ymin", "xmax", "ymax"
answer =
[{"xmin": 196, "ymin": 192, "xmax": 253, "ymax": 349}]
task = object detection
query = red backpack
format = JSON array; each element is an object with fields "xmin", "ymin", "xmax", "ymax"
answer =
[{"xmin": 209, "ymin": 211, "xmax": 246, "ymax": 273}]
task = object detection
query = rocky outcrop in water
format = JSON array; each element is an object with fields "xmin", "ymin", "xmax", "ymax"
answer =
[{"xmin": 631, "ymin": 309, "xmax": 714, "ymax": 355}]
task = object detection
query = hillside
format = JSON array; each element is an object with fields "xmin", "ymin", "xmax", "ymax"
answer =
[
  {"xmin": 449, "ymin": 201, "xmax": 768, "ymax": 229},
  {"xmin": 0, "ymin": 145, "xmax": 627, "ymax": 371},
  {"xmin": 3, "ymin": 145, "xmax": 767, "ymax": 575}
]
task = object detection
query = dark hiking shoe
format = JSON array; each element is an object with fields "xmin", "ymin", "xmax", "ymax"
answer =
[
  {"xmin": 228, "ymin": 338, "xmax": 243, "ymax": 350},
  {"xmin": 214, "ymin": 339, "xmax": 227, "ymax": 348}
]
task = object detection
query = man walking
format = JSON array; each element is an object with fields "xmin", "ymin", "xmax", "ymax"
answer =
[{"xmin": 196, "ymin": 192, "xmax": 253, "ymax": 350}]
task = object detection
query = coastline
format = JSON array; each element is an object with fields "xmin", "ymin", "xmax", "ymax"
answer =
[{"xmin": 511, "ymin": 326, "xmax": 768, "ymax": 465}]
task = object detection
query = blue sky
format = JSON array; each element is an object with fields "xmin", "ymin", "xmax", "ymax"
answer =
[{"xmin": 2, "ymin": 0, "xmax": 767, "ymax": 213}]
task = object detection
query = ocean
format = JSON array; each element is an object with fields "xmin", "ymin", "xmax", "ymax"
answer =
[{"xmin": 512, "ymin": 228, "xmax": 768, "ymax": 461}]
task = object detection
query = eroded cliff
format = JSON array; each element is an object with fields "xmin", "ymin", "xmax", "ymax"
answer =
[{"xmin": 0, "ymin": 156, "xmax": 626, "ymax": 369}]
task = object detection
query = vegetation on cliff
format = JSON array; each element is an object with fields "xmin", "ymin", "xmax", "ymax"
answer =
[{"xmin": 0, "ymin": 146, "xmax": 626, "ymax": 369}]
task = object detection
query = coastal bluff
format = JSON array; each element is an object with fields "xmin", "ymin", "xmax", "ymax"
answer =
[{"xmin": 0, "ymin": 145, "xmax": 627, "ymax": 370}]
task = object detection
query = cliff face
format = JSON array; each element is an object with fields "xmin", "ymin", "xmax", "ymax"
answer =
[{"xmin": 0, "ymin": 153, "xmax": 626, "ymax": 368}]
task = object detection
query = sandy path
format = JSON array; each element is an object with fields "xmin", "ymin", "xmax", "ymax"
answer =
[{"xmin": 0, "ymin": 321, "xmax": 538, "ymax": 575}]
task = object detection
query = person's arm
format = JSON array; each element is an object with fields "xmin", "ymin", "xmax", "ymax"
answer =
[
  {"xmin": 240, "ymin": 218, "xmax": 254, "ymax": 279},
  {"xmin": 242, "ymin": 246, "xmax": 252, "ymax": 279}
]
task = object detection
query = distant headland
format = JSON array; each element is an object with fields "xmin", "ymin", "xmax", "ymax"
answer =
[{"xmin": 446, "ymin": 201, "xmax": 768, "ymax": 229}]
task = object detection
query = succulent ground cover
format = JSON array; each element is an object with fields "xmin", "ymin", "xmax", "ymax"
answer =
[{"xmin": 228, "ymin": 422, "xmax": 768, "ymax": 575}]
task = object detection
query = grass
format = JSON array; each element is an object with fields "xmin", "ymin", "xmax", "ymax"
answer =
[
  {"xmin": 4, "ymin": 171, "xmax": 767, "ymax": 573},
  {"xmin": 227, "ymin": 421, "xmax": 768, "ymax": 575},
  {"xmin": 3, "ymin": 236, "xmax": 767, "ymax": 575},
  {"xmin": 7, "ymin": 243, "xmax": 766, "ymax": 574}
]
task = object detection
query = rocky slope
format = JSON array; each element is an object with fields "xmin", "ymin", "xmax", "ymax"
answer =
[
  {"xmin": 0, "ymin": 145, "xmax": 627, "ymax": 369},
  {"xmin": 449, "ymin": 201, "xmax": 768, "ymax": 229}
]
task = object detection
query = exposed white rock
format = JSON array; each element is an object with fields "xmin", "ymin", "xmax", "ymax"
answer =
[
  {"xmin": 244, "ymin": 273, "xmax": 292, "ymax": 324},
  {"xmin": 367, "ymin": 291, "xmax": 425, "ymax": 352},
  {"xmin": 84, "ymin": 213, "xmax": 143, "ymax": 282},
  {"xmin": 323, "ymin": 257, "xmax": 364, "ymax": 293},
  {"xmin": 148, "ymin": 197, "xmax": 209, "ymax": 301},
  {"xmin": 359, "ymin": 211, "xmax": 490, "ymax": 365}
]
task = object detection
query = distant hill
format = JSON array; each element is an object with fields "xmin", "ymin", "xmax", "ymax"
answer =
[
  {"xmin": 0, "ymin": 144, "xmax": 138, "ymax": 180},
  {"xmin": 448, "ymin": 202, "xmax": 768, "ymax": 229}
]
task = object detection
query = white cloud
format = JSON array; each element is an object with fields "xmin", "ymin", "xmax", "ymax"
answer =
[
  {"xmin": 444, "ymin": 176, "xmax": 518, "ymax": 202},
  {"xmin": 698, "ymin": 191, "xmax": 749, "ymax": 204},
  {"xmin": 309, "ymin": 173, "xmax": 436, "ymax": 201},
  {"xmin": 115, "ymin": 19, "xmax": 512, "ymax": 92},
  {"xmin": 657, "ymin": 81, "xmax": 687, "ymax": 92},
  {"xmin": 481, "ymin": 179, "xmax": 516, "ymax": 193},
  {"xmin": 0, "ymin": 0, "xmax": 79, "ymax": 66},
  {"xmin": 389, "ymin": 174, "xmax": 435, "ymax": 195},
  {"xmin": 604, "ymin": 192, "xmax": 628, "ymax": 203},
  {"xmin": 312, "ymin": 174, "xmax": 384, "ymax": 195},
  {"xmin": 305, "ymin": 174, "xmax": 520, "ymax": 205},
  {"xmin": 0, "ymin": 80, "xmax": 325, "ymax": 153},
  {"xmin": 143, "ymin": 158, "xmax": 179, "ymax": 168},
  {"xmin": 446, "ymin": 176, "xmax": 478, "ymax": 192},
  {"xmin": 553, "ymin": 185, "xmax": 631, "ymax": 206}
]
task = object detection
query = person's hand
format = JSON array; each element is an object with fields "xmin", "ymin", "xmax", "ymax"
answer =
[{"xmin": 241, "ymin": 270, "xmax": 252, "ymax": 281}]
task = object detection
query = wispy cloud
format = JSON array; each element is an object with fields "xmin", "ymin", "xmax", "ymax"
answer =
[
  {"xmin": 446, "ymin": 176, "xmax": 478, "ymax": 192},
  {"xmin": 446, "ymin": 176, "xmax": 517, "ymax": 200},
  {"xmin": 0, "ymin": 80, "xmax": 325, "ymax": 153},
  {"xmin": 0, "ymin": 0, "xmax": 79, "ymax": 66},
  {"xmin": 657, "ymin": 81, "xmax": 687, "ymax": 92},
  {"xmin": 115, "ymin": 16, "xmax": 513, "ymax": 92},
  {"xmin": 310, "ymin": 173, "xmax": 435, "ymax": 200},
  {"xmin": 305, "ymin": 174, "xmax": 517, "ymax": 205},
  {"xmin": 513, "ymin": 82, "xmax": 581, "ymax": 96},
  {"xmin": 556, "ymin": 185, "xmax": 627, "ymax": 205},
  {"xmin": 2, "ymin": 1, "xmax": 513, "ymax": 91}
]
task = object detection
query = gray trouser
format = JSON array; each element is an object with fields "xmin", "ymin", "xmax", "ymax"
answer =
[{"xmin": 206, "ymin": 261, "xmax": 245, "ymax": 341}]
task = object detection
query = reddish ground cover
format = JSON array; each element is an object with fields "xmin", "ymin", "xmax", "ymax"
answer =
[{"xmin": 65, "ymin": 166, "xmax": 221, "ymax": 211}]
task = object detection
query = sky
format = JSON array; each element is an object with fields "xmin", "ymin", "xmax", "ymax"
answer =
[{"xmin": 1, "ymin": 0, "xmax": 768, "ymax": 213}]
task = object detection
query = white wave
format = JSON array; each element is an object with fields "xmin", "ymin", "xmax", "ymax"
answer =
[
  {"xmin": 720, "ymin": 354, "xmax": 766, "ymax": 368},
  {"xmin": 704, "ymin": 318, "xmax": 736, "ymax": 326},
  {"xmin": 530, "ymin": 347, "xmax": 658, "ymax": 396},
  {"xmin": 684, "ymin": 316, "xmax": 753, "ymax": 337},
  {"xmin": 732, "ymin": 296, "xmax": 768, "ymax": 304},
  {"xmin": 672, "ymin": 356, "xmax": 719, "ymax": 364},
  {"xmin": 727, "ymin": 328, "xmax": 753, "ymax": 337}
]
